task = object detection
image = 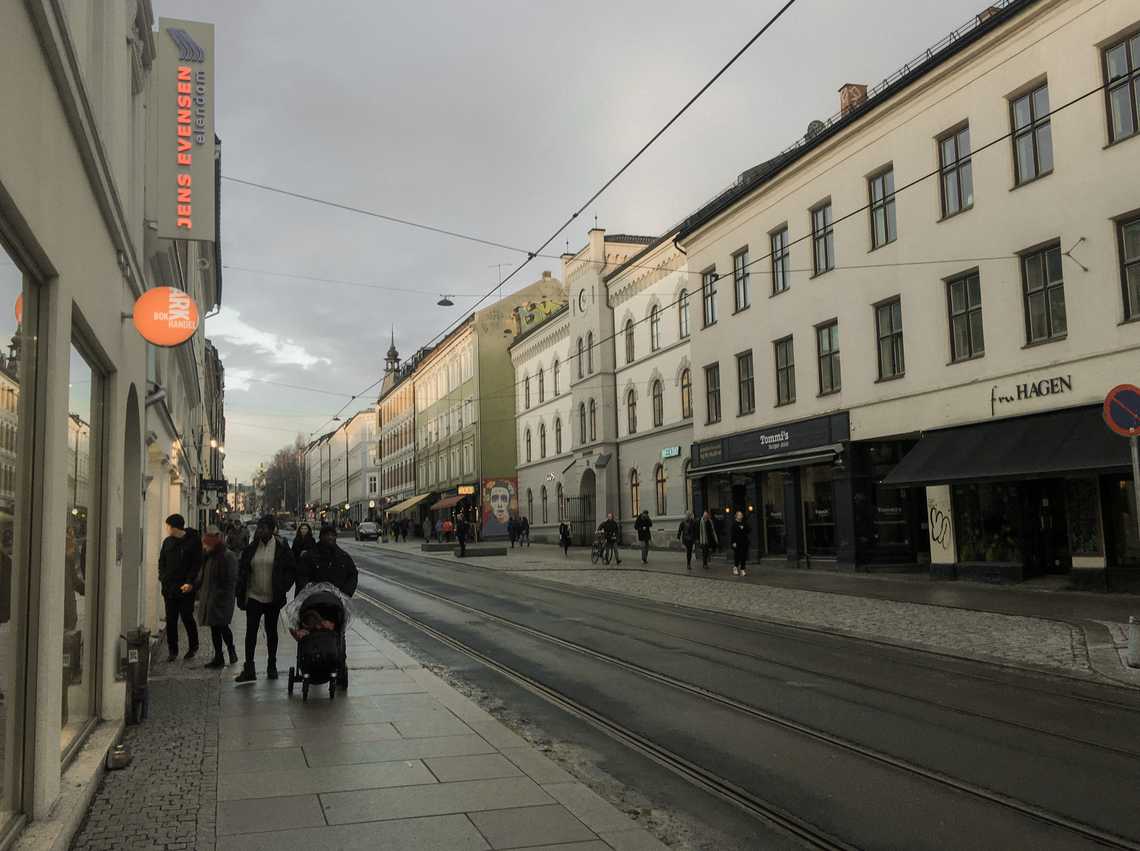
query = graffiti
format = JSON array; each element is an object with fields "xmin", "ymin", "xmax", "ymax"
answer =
[
  {"xmin": 929, "ymin": 505, "xmax": 952, "ymax": 549},
  {"xmin": 516, "ymin": 299, "xmax": 564, "ymax": 331},
  {"xmin": 481, "ymin": 478, "xmax": 518, "ymax": 538}
]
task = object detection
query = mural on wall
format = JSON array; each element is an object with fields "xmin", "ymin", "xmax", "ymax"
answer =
[
  {"xmin": 515, "ymin": 299, "xmax": 565, "ymax": 333},
  {"xmin": 482, "ymin": 478, "xmax": 519, "ymax": 538}
]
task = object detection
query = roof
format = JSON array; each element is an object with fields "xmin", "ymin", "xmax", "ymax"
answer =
[
  {"xmin": 603, "ymin": 234, "xmax": 657, "ymax": 245},
  {"xmin": 603, "ymin": 225, "xmax": 682, "ymax": 283},
  {"xmin": 677, "ymin": 0, "xmax": 1036, "ymax": 241}
]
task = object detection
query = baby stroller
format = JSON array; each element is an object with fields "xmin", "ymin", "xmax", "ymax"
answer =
[{"xmin": 282, "ymin": 582, "xmax": 351, "ymax": 701}]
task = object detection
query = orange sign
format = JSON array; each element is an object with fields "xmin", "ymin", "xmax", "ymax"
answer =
[
  {"xmin": 14, "ymin": 293, "xmax": 22, "ymax": 325},
  {"xmin": 132, "ymin": 287, "xmax": 199, "ymax": 347}
]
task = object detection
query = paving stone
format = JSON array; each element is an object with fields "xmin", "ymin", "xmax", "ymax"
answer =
[
  {"xmin": 598, "ymin": 828, "xmax": 671, "ymax": 850},
  {"xmin": 542, "ymin": 782, "xmax": 633, "ymax": 833},
  {"xmin": 321, "ymin": 776, "xmax": 554, "ymax": 825},
  {"xmin": 499, "ymin": 747, "xmax": 576, "ymax": 785},
  {"xmin": 215, "ymin": 813, "xmax": 489, "ymax": 850},
  {"xmin": 303, "ymin": 734, "xmax": 496, "ymax": 768},
  {"xmin": 501, "ymin": 844, "xmax": 610, "ymax": 851},
  {"xmin": 218, "ymin": 759, "xmax": 436, "ymax": 800},
  {"xmin": 467, "ymin": 718, "xmax": 530, "ymax": 749},
  {"xmin": 216, "ymin": 794, "xmax": 326, "ymax": 835},
  {"xmin": 423, "ymin": 754, "xmax": 523, "ymax": 782},
  {"xmin": 221, "ymin": 722, "xmax": 401, "ymax": 750},
  {"xmin": 392, "ymin": 713, "xmax": 475, "ymax": 738},
  {"xmin": 468, "ymin": 804, "xmax": 598, "ymax": 849},
  {"xmin": 218, "ymin": 714, "xmax": 295, "ymax": 733},
  {"xmin": 219, "ymin": 747, "xmax": 307, "ymax": 775}
]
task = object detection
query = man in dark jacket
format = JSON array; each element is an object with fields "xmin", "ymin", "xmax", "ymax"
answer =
[
  {"xmin": 158, "ymin": 513, "xmax": 202, "ymax": 662},
  {"xmin": 677, "ymin": 512, "xmax": 698, "ymax": 570},
  {"xmin": 698, "ymin": 510, "xmax": 719, "ymax": 570},
  {"xmin": 598, "ymin": 513, "xmax": 622, "ymax": 565},
  {"xmin": 456, "ymin": 515, "xmax": 469, "ymax": 558},
  {"xmin": 296, "ymin": 525, "xmax": 359, "ymax": 596},
  {"xmin": 635, "ymin": 510, "xmax": 653, "ymax": 563},
  {"xmin": 234, "ymin": 515, "xmax": 295, "ymax": 683}
]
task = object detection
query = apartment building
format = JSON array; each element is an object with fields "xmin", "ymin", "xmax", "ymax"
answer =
[{"xmin": 377, "ymin": 336, "xmax": 418, "ymax": 517}]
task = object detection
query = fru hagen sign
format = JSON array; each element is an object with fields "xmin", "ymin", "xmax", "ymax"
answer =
[
  {"xmin": 157, "ymin": 19, "xmax": 215, "ymax": 240},
  {"xmin": 133, "ymin": 287, "xmax": 200, "ymax": 347}
]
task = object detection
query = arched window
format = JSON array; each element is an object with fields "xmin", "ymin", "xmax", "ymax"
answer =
[
  {"xmin": 525, "ymin": 428, "xmax": 532, "ymax": 463},
  {"xmin": 650, "ymin": 305, "xmax": 661, "ymax": 351},
  {"xmin": 680, "ymin": 368, "xmax": 692, "ymax": 419},
  {"xmin": 624, "ymin": 319, "xmax": 635, "ymax": 364},
  {"xmin": 683, "ymin": 460, "xmax": 693, "ymax": 512},
  {"xmin": 577, "ymin": 338, "xmax": 584, "ymax": 378},
  {"xmin": 655, "ymin": 464, "xmax": 667, "ymax": 516},
  {"xmin": 538, "ymin": 369, "xmax": 545, "ymax": 403},
  {"xmin": 539, "ymin": 422, "xmax": 547, "ymax": 458},
  {"xmin": 556, "ymin": 482, "xmax": 564, "ymax": 521},
  {"xmin": 626, "ymin": 389, "xmax": 637, "ymax": 434},
  {"xmin": 586, "ymin": 332, "xmax": 594, "ymax": 373},
  {"xmin": 678, "ymin": 289, "xmax": 690, "ymax": 338},
  {"xmin": 578, "ymin": 403, "xmax": 586, "ymax": 444},
  {"xmin": 652, "ymin": 380, "xmax": 664, "ymax": 427},
  {"xmin": 541, "ymin": 486, "xmax": 548, "ymax": 524},
  {"xmin": 555, "ymin": 417, "xmax": 563, "ymax": 454},
  {"xmin": 588, "ymin": 398, "xmax": 597, "ymax": 441},
  {"xmin": 524, "ymin": 376, "xmax": 531, "ymax": 410},
  {"xmin": 526, "ymin": 488, "xmax": 534, "ymax": 521},
  {"xmin": 630, "ymin": 468, "xmax": 641, "ymax": 516},
  {"xmin": 553, "ymin": 359, "xmax": 560, "ymax": 395}
]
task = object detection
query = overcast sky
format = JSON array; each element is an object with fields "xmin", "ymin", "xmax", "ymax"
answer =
[{"xmin": 152, "ymin": 0, "xmax": 992, "ymax": 481}]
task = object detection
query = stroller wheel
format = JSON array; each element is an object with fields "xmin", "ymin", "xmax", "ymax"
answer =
[
  {"xmin": 329, "ymin": 680, "xmax": 336, "ymax": 700},
  {"xmin": 301, "ymin": 681, "xmax": 309, "ymax": 702},
  {"xmin": 287, "ymin": 668, "xmax": 295, "ymax": 696}
]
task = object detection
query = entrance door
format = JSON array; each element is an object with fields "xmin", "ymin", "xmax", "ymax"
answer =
[
  {"xmin": 761, "ymin": 472, "xmax": 786, "ymax": 556},
  {"xmin": 1031, "ymin": 480, "xmax": 1072, "ymax": 576}
]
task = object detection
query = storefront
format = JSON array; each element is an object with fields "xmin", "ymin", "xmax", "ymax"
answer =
[
  {"xmin": 429, "ymin": 485, "xmax": 479, "ymax": 538},
  {"xmin": 690, "ymin": 412, "xmax": 929, "ymax": 569},
  {"xmin": 885, "ymin": 404, "xmax": 1139, "ymax": 589}
]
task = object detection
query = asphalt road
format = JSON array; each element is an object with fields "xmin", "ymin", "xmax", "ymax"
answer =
[{"xmin": 338, "ymin": 540, "xmax": 1140, "ymax": 850}]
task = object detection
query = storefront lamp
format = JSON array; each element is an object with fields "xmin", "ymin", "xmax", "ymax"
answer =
[
  {"xmin": 210, "ymin": 438, "xmax": 217, "ymax": 448},
  {"xmin": 748, "ymin": 505, "xmax": 754, "ymax": 512},
  {"xmin": 369, "ymin": 500, "xmax": 376, "ymax": 508},
  {"xmin": 344, "ymin": 503, "xmax": 350, "ymax": 510},
  {"xmin": 71, "ymin": 508, "xmax": 79, "ymax": 516}
]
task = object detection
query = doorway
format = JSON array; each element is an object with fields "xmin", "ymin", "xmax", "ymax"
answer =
[{"xmin": 120, "ymin": 384, "xmax": 142, "ymax": 630}]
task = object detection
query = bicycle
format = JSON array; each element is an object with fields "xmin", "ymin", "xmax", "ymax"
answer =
[{"xmin": 590, "ymin": 531, "xmax": 606, "ymax": 564}]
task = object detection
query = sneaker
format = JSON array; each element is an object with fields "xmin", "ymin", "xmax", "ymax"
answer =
[
  {"xmin": 741, "ymin": 569, "xmax": 748, "ymax": 576},
  {"xmin": 183, "ymin": 648, "xmax": 197, "ymax": 660},
  {"xmin": 203, "ymin": 657, "xmax": 225, "ymax": 669},
  {"xmin": 234, "ymin": 666, "xmax": 256, "ymax": 684},
  {"xmin": 732, "ymin": 567, "xmax": 740, "ymax": 575}
]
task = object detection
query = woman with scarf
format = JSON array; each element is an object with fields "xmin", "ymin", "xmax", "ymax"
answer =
[
  {"xmin": 198, "ymin": 526, "xmax": 238, "ymax": 668},
  {"xmin": 292, "ymin": 522, "xmax": 317, "ymax": 560}
]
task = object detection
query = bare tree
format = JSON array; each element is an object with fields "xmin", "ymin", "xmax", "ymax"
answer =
[{"xmin": 260, "ymin": 435, "xmax": 306, "ymax": 516}]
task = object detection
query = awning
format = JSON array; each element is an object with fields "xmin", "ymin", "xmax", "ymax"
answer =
[
  {"xmin": 386, "ymin": 493, "xmax": 432, "ymax": 514},
  {"xmin": 687, "ymin": 445, "xmax": 842, "ymax": 477},
  {"xmin": 430, "ymin": 494, "xmax": 464, "ymax": 511},
  {"xmin": 884, "ymin": 405, "xmax": 1131, "ymax": 487}
]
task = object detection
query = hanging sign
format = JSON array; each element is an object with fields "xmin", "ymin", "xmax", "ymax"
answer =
[
  {"xmin": 1103, "ymin": 384, "xmax": 1140, "ymax": 437},
  {"xmin": 14, "ymin": 293, "xmax": 22, "ymax": 324},
  {"xmin": 132, "ymin": 287, "xmax": 200, "ymax": 346}
]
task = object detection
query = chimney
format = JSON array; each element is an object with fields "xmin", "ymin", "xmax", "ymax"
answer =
[
  {"xmin": 977, "ymin": 5, "xmax": 1001, "ymax": 24},
  {"xmin": 542, "ymin": 271, "xmax": 551, "ymax": 279},
  {"xmin": 838, "ymin": 83, "xmax": 868, "ymax": 117}
]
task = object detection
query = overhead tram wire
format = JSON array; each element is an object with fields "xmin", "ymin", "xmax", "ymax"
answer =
[
  {"xmin": 222, "ymin": 266, "xmax": 488, "ymax": 297},
  {"xmin": 305, "ymin": 0, "xmax": 801, "ymax": 437}
]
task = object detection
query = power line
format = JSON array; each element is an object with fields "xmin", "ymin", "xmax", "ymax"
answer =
[
  {"xmin": 222, "ymin": 265, "xmax": 489, "ymax": 297},
  {"xmin": 239, "ymin": 377, "xmax": 359, "ymax": 398}
]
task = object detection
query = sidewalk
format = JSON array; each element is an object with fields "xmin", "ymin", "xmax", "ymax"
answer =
[{"xmin": 69, "ymin": 612, "xmax": 666, "ymax": 851}]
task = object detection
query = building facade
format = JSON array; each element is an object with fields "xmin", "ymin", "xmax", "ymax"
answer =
[
  {"xmin": 377, "ymin": 337, "xmax": 417, "ymax": 515},
  {"xmin": 678, "ymin": 0, "xmax": 1140, "ymax": 587}
]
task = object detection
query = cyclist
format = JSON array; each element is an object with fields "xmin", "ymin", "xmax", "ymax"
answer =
[{"xmin": 597, "ymin": 513, "xmax": 622, "ymax": 565}]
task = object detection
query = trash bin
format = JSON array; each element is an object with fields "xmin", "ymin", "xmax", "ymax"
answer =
[{"xmin": 123, "ymin": 627, "xmax": 151, "ymax": 724}]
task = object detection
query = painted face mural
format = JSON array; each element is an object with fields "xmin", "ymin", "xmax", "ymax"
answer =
[{"xmin": 481, "ymin": 479, "xmax": 518, "ymax": 538}]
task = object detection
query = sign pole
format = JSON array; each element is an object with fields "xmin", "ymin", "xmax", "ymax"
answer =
[{"xmin": 1132, "ymin": 436, "xmax": 1140, "ymax": 549}]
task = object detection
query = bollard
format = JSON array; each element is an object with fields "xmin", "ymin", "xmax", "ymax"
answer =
[{"xmin": 1129, "ymin": 617, "xmax": 1140, "ymax": 669}]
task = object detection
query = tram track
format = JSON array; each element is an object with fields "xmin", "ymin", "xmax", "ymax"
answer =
[{"xmin": 354, "ymin": 570, "xmax": 1140, "ymax": 850}]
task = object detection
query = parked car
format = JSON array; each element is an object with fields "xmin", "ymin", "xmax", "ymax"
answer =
[{"xmin": 355, "ymin": 521, "xmax": 380, "ymax": 541}]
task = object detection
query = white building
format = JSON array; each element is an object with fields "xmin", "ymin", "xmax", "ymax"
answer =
[
  {"xmin": 678, "ymin": 0, "xmax": 1140, "ymax": 588},
  {"xmin": 377, "ymin": 336, "xmax": 418, "ymax": 514}
]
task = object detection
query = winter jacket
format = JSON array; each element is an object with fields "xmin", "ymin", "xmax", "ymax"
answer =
[
  {"xmin": 698, "ymin": 516, "xmax": 718, "ymax": 548},
  {"xmin": 635, "ymin": 514, "xmax": 653, "ymax": 542},
  {"xmin": 677, "ymin": 518, "xmax": 698, "ymax": 545},
  {"xmin": 236, "ymin": 536, "xmax": 295, "ymax": 608},
  {"xmin": 292, "ymin": 533, "xmax": 317, "ymax": 561},
  {"xmin": 225, "ymin": 526, "xmax": 249, "ymax": 554},
  {"xmin": 197, "ymin": 549, "xmax": 237, "ymax": 627},
  {"xmin": 559, "ymin": 523, "xmax": 572, "ymax": 545},
  {"xmin": 730, "ymin": 521, "xmax": 750, "ymax": 552},
  {"xmin": 158, "ymin": 529, "xmax": 203, "ymax": 597},
  {"xmin": 598, "ymin": 518, "xmax": 620, "ymax": 541},
  {"xmin": 296, "ymin": 543, "xmax": 359, "ymax": 597}
]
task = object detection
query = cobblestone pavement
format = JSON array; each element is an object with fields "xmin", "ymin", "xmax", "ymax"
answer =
[{"xmin": 514, "ymin": 568, "xmax": 1094, "ymax": 674}]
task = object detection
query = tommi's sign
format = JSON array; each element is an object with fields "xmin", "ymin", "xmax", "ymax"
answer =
[{"xmin": 990, "ymin": 374, "xmax": 1073, "ymax": 416}]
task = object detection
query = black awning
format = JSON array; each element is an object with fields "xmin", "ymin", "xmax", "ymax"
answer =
[{"xmin": 884, "ymin": 405, "xmax": 1131, "ymax": 487}]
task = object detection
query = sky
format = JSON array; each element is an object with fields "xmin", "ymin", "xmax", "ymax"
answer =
[{"xmin": 151, "ymin": 0, "xmax": 995, "ymax": 482}]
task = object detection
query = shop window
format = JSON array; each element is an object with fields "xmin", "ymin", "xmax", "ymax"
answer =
[
  {"xmin": 1120, "ymin": 216, "xmax": 1140, "ymax": 320},
  {"xmin": 762, "ymin": 472, "xmax": 787, "ymax": 555},
  {"xmin": 953, "ymin": 483, "xmax": 1024, "ymax": 563},
  {"xmin": 867, "ymin": 443, "xmax": 912, "ymax": 550},
  {"xmin": 1021, "ymin": 244, "xmax": 1065, "ymax": 343},
  {"xmin": 1105, "ymin": 31, "xmax": 1140, "ymax": 143},
  {"xmin": 1065, "ymin": 478, "xmax": 1103, "ymax": 557},
  {"xmin": 63, "ymin": 342, "xmax": 101, "ymax": 753},
  {"xmin": 1104, "ymin": 476, "xmax": 1140, "ymax": 566},
  {"xmin": 801, "ymin": 465, "xmax": 835, "ymax": 556},
  {"xmin": 683, "ymin": 461, "xmax": 692, "ymax": 512}
]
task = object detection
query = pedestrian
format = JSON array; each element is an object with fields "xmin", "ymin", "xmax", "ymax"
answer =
[
  {"xmin": 457, "ymin": 515, "xmax": 469, "ymax": 557},
  {"xmin": 422, "ymin": 516, "xmax": 431, "ymax": 541},
  {"xmin": 635, "ymin": 510, "xmax": 652, "ymax": 563},
  {"xmin": 698, "ymin": 510, "xmax": 718, "ymax": 570},
  {"xmin": 401, "ymin": 519, "xmax": 409, "ymax": 542},
  {"xmin": 296, "ymin": 525, "xmax": 359, "ymax": 596},
  {"xmin": 598, "ymin": 512, "xmax": 621, "ymax": 565},
  {"xmin": 225, "ymin": 521, "xmax": 249, "ymax": 555},
  {"xmin": 677, "ymin": 512, "xmax": 698, "ymax": 571},
  {"xmin": 730, "ymin": 511, "xmax": 749, "ymax": 576},
  {"xmin": 559, "ymin": 521, "xmax": 572, "ymax": 556},
  {"xmin": 198, "ymin": 526, "xmax": 238, "ymax": 668},
  {"xmin": 158, "ymin": 513, "xmax": 202, "ymax": 662},
  {"xmin": 520, "ymin": 516, "xmax": 531, "ymax": 547},
  {"xmin": 234, "ymin": 515, "xmax": 295, "ymax": 683},
  {"xmin": 291, "ymin": 522, "xmax": 316, "ymax": 560},
  {"xmin": 508, "ymin": 515, "xmax": 518, "ymax": 548},
  {"xmin": 442, "ymin": 517, "xmax": 454, "ymax": 542}
]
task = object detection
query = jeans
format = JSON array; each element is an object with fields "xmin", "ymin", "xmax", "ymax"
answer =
[
  {"xmin": 244, "ymin": 598, "xmax": 281, "ymax": 667},
  {"xmin": 163, "ymin": 592, "xmax": 198, "ymax": 656},
  {"xmin": 210, "ymin": 624, "xmax": 236, "ymax": 660},
  {"xmin": 640, "ymin": 540, "xmax": 649, "ymax": 562},
  {"xmin": 700, "ymin": 544, "xmax": 713, "ymax": 568},
  {"xmin": 683, "ymin": 541, "xmax": 694, "ymax": 567},
  {"xmin": 733, "ymin": 544, "xmax": 747, "ymax": 570}
]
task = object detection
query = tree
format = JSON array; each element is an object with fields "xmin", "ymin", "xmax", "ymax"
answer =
[{"xmin": 260, "ymin": 435, "xmax": 305, "ymax": 516}]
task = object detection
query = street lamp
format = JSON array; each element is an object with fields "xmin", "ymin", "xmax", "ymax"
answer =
[
  {"xmin": 210, "ymin": 438, "xmax": 218, "ymax": 448},
  {"xmin": 437, "ymin": 295, "xmax": 455, "ymax": 307}
]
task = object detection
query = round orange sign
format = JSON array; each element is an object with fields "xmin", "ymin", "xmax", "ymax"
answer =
[
  {"xmin": 132, "ymin": 287, "xmax": 200, "ymax": 347},
  {"xmin": 14, "ymin": 293, "xmax": 22, "ymax": 325}
]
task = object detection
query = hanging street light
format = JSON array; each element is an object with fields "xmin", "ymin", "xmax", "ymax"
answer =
[{"xmin": 437, "ymin": 295, "xmax": 455, "ymax": 307}]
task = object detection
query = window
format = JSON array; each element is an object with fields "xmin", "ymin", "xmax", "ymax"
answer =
[
  {"xmin": 539, "ymin": 422, "xmax": 547, "ymax": 458},
  {"xmin": 947, "ymin": 272, "xmax": 985, "ymax": 361},
  {"xmin": 625, "ymin": 319, "xmax": 635, "ymax": 364},
  {"xmin": 651, "ymin": 380, "xmax": 663, "ymax": 427},
  {"xmin": 523, "ymin": 376, "xmax": 531, "ymax": 409},
  {"xmin": 868, "ymin": 168, "xmax": 897, "ymax": 249},
  {"xmin": 680, "ymin": 369, "xmax": 692, "ymax": 419},
  {"xmin": 678, "ymin": 289, "xmax": 690, "ymax": 337},
  {"xmin": 774, "ymin": 337, "xmax": 795, "ymax": 405},
  {"xmin": 578, "ymin": 403, "xmax": 586, "ymax": 444},
  {"xmin": 626, "ymin": 389, "xmax": 637, "ymax": 434},
  {"xmin": 1022, "ymin": 244, "xmax": 1066, "ymax": 343},
  {"xmin": 771, "ymin": 227, "xmax": 790, "ymax": 294},
  {"xmin": 586, "ymin": 332, "xmax": 594, "ymax": 373},
  {"xmin": 576, "ymin": 338, "xmax": 584, "ymax": 378},
  {"xmin": 939, "ymin": 124, "xmax": 973, "ymax": 217},
  {"xmin": 554, "ymin": 417, "xmax": 563, "ymax": 453},
  {"xmin": 1121, "ymin": 216, "xmax": 1140, "ymax": 319},
  {"xmin": 556, "ymin": 483, "xmax": 564, "ymax": 521},
  {"xmin": 733, "ymin": 249, "xmax": 750, "ymax": 311},
  {"xmin": 630, "ymin": 468, "xmax": 640, "ymax": 516},
  {"xmin": 368, "ymin": 474, "xmax": 378, "ymax": 494},
  {"xmin": 811, "ymin": 203, "xmax": 834, "ymax": 275},
  {"xmin": 1011, "ymin": 83, "xmax": 1053, "ymax": 185},
  {"xmin": 1105, "ymin": 32, "xmax": 1140, "ymax": 143},
  {"xmin": 702, "ymin": 269, "xmax": 718, "ymax": 326},
  {"xmin": 704, "ymin": 364, "xmax": 721, "ymax": 424},
  {"xmin": 525, "ymin": 428, "xmax": 532, "ymax": 463},
  {"xmin": 876, "ymin": 299, "xmax": 906, "ymax": 378},
  {"xmin": 541, "ymin": 486, "xmax": 548, "ymax": 524},
  {"xmin": 588, "ymin": 398, "xmax": 597, "ymax": 441},
  {"xmin": 655, "ymin": 464, "xmax": 667, "ymax": 516},
  {"xmin": 650, "ymin": 305, "xmax": 661, "ymax": 351},
  {"xmin": 816, "ymin": 322, "xmax": 841, "ymax": 395},
  {"xmin": 736, "ymin": 351, "xmax": 755, "ymax": 415},
  {"xmin": 527, "ymin": 488, "xmax": 534, "ymax": 522},
  {"xmin": 683, "ymin": 461, "xmax": 692, "ymax": 512},
  {"xmin": 538, "ymin": 369, "xmax": 545, "ymax": 403},
  {"xmin": 553, "ymin": 359, "xmax": 560, "ymax": 395}
]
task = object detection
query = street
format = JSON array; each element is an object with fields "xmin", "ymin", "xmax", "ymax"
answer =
[{"xmin": 339, "ymin": 540, "xmax": 1140, "ymax": 849}]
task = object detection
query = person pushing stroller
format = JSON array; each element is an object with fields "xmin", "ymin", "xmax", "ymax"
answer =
[{"xmin": 295, "ymin": 526, "xmax": 358, "ymax": 687}]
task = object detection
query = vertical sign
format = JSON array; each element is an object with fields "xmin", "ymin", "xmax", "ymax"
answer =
[{"xmin": 157, "ymin": 18, "xmax": 216, "ymax": 240}]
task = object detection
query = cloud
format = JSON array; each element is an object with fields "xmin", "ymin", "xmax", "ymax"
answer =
[
  {"xmin": 224, "ymin": 367, "xmax": 255, "ymax": 391},
  {"xmin": 206, "ymin": 308, "xmax": 330, "ymax": 369}
]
